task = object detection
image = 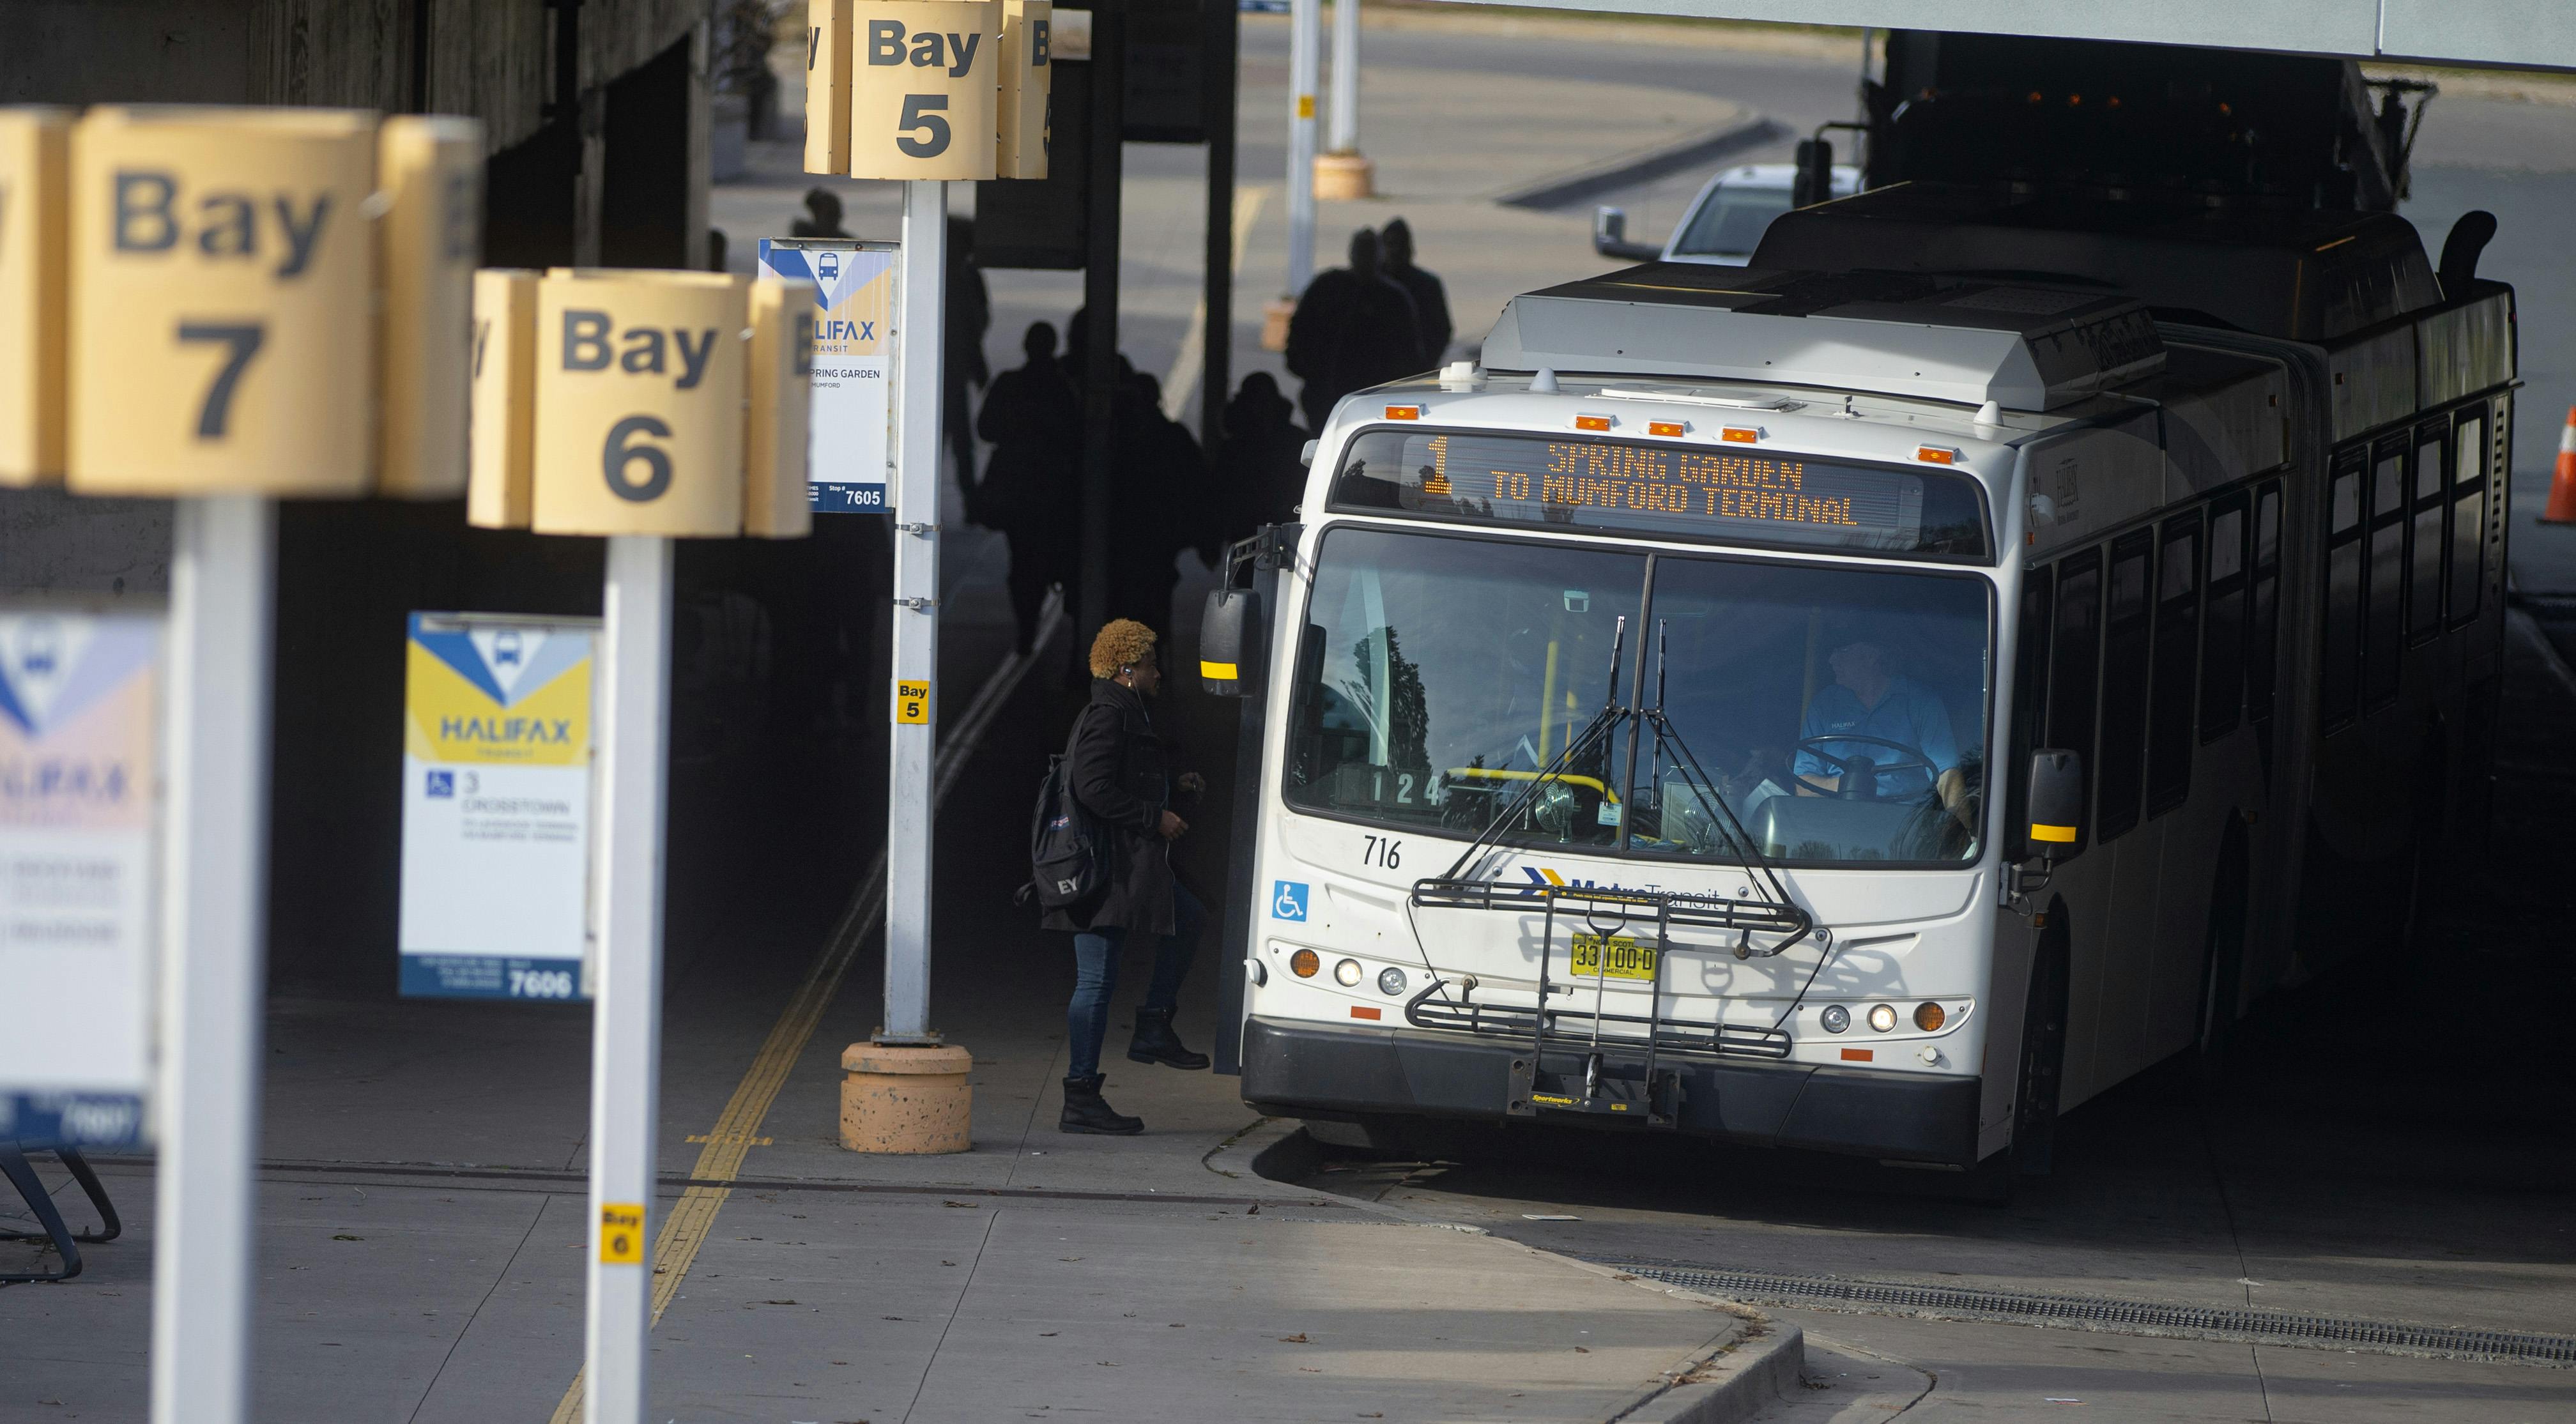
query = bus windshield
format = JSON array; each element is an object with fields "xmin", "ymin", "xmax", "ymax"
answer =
[{"xmin": 1286, "ymin": 526, "xmax": 1991, "ymax": 866}]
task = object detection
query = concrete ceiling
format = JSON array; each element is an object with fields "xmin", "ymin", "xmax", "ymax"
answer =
[{"xmin": 1436, "ymin": 0, "xmax": 2576, "ymax": 74}]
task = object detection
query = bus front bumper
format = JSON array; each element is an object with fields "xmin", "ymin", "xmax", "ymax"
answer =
[{"xmin": 1240, "ymin": 1015, "xmax": 1982, "ymax": 1166}]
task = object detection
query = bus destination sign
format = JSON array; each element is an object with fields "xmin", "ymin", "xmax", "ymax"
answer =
[{"xmin": 1330, "ymin": 429, "xmax": 1991, "ymax": 559}]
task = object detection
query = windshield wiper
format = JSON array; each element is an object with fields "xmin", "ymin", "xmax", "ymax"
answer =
[
  {"xmin": 1431, "ymin": 616, "xmax": 1631, "ymax": 883},
  {"xmin": 1630, "ymin": 618, "xmax": 1806, "ymax": 956}
]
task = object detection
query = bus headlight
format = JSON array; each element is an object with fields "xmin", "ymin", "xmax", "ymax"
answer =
[
  {"xmin": 1820, "ymin": 1004, "xmax": 1850, "ymax": 1034},
  {"xmin": 1290, "ymin": 949, "xmax": 1319, "ymax": 978},
  {"xmin": 1913, "ymin": 1002, "xmax": 1946, "ymax": 1032},
  {"xmin": 1378, "ymin": 967, "xmax": 1407, "ymax": 996},
  {"xmin": 1333, "ymin": 958, "xmax": 1363, "ymax": 987},
  {"xmin": 1867, "ymin": 1004, "xmax": 1898, "ymax": 1033}
]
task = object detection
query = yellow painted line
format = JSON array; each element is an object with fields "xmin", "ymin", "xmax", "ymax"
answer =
[
  {"xmin": 551, "ymin": 601, "xmax": 1067, "ymax": 1423},
  {"xmin": 1158, "ymin": 186, "xmax": 1275, "ymax": 422}
]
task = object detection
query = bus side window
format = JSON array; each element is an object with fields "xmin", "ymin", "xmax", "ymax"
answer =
[
  {"xmin": 2147, "ymin": 512, "xmax": 2203, "ymax": 819},
  {"xmin": 2247, "ymin": 481, "xmax": 2283, "ymax": 723},
  {"xmin": 2363, "ymin": 437, "xmax": 2408, "ymax": 710},
  {"xmin": 2408, "ymin": 419, "xmax": 2448, "ymax": 645},
  {"xmin": 2448, "ymin": 413, "xmax": 2487, "ymax": 629},
  {"xmin": 2007, "ymin": 566, "xmax": 2055, "ymax": 862},
  {"xmin": 2321, "ymin": 450, "xmax": 2366, "ymax": 731},
  {"xmin": 2200, "ymin": 493, "xmax": 2249, "ymax": 743},
  {"xmin": 2046, "ymin": 549, "xmax": 2104, "ymax": 857},
  {"xmin": 2096, "ymin": 530, "xmax": 2155, "ymax": 844}
]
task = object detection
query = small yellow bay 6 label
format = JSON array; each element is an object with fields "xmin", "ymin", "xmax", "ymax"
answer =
[
  {"xmin": 895, "ymin": 679, "xmax": 930, "ymax": 724},
  {"xmin": 599, "ymin": 1202, "xmax": 645, "ymax": 1264}
]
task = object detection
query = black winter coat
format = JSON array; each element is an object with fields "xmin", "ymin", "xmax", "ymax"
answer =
[{"xmin": 1041, "ymin": 679, "xmax": 1183, "ymax": 935}]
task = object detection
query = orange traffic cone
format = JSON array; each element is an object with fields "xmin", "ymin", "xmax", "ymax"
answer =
[{"xmin": 2546, "ymin": 406, "xmax": 2576, "ymax": 524}]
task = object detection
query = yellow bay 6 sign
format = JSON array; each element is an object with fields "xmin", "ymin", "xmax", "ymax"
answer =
[
  {"xmin": 470, "ymin": 268, "xmax": 814, "ymax": 538},
  {"xmin": 17, "ymin": 105, "xmax": 482, "ymax": 498}
]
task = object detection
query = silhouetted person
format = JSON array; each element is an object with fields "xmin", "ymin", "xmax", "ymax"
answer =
[
  {"xmin": 1215, "ymin": 372, "xmax": 1310, "ymax": 537},
  {"xmin": 1110, "ymin": 369, "xmax": 1204, "ymax": 639},
  {"xmin": 1380, "ymin": 217, "xmax": 1452, "ymax": 367},
  {"xmin": 947, "ymin": 215, "xmax": 991, "ymax": 509},
  {"xmin": 790, "ymin": 187, "xmax": 849, "ymax": 238},
  {"xmin": 977, "ymin": 321, "xmax": 1082, "ymax": 653},
  {"xmin": 1285, "ymin": 228, "xmax": 1425, "ymax": 431}
]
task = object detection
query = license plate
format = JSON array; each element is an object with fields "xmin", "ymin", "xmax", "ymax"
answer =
[{"xmin": 1569, "ymin": 933, "xmax": 1656, "ymax": 983}]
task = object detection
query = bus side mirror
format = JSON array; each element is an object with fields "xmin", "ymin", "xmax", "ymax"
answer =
[
  {"xmin": 2027, "ymin": 749, "xmax": 2084, "ymax": 860},
  {"xmin": 1200, "ymin": 586, "xmax": 1261, "ymax": 698}
]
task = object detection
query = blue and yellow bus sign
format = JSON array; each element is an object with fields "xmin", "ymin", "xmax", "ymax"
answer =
[
  {"xmin": 758, "ymin": 238, "xmax": 898, "ymax": 514},
  {"xmin": 399, "ymin": 612, "xmax": 597, "ymax": 1000}
]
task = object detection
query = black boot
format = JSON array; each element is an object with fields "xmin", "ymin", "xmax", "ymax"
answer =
[
  {"xmin": 1059, "ymin": 1075, "xmax": 1143, "ymax": 1135},
  {"xmin": 1127, "ymin": 1007, "xmax": 1211, "ymax": 1070}
]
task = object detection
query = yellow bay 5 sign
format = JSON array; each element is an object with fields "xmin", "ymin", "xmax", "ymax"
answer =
[
  {"xmin": 854, "ymin": 1, "xmax": 1001, "ymax": 180},
  {"xmin": 808, "ymin": 0, "xmax": 1046, "ymax": 181},
  {"xmin": 0, "ymin": 105, "xmax": 484, "ymax": 498},
  {"xmin": 468, "ymin": 268, "xmax": 816, "ymax": 537}
]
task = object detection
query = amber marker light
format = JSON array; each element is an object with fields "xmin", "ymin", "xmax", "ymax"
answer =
[
  {"xmin": 1721, "ymin": 427, "xmax": 1760, "ymax": 443},
  {"xmin": 1350, "ymin": 1005, "xmax": 1382, "ymax": 1020},
  {"xmin": 1574, "ymin": 414, "xmax": 1613, "ymax": 432},
  {"xmin": 1915, "ymin": 446, "xmax": 1957, "ymax": 464},
  {"xmin": 1913, "ymin": 1002, "xmax": 1947, "ymax": 1032},
  {"xmin": 1384, "ymin": 404, "xmax": 1421, "ymax": 420},
  {"xmin": 1290, "ymin": 949, "xmax": 1319, "ymax": 978},
  {"xmin": 1648, "ymin": 420, "xmax": 1687, "ymax": 438}
]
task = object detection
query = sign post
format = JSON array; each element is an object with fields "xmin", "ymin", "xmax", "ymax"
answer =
[
  {"xmin": 885, "ymin": 181, "xmax": 946, "ymax": 1046},
  {"xmin": 471, "ymin": 264, "xmax": 813, "ymax": 1423},
  {"xmin": 27, "ymin": 103, "xmax": 483, "ymax": 1424},
  {"xmin": 804, "ymin": 0, "xmax": 1020, "ymax": 1143}
]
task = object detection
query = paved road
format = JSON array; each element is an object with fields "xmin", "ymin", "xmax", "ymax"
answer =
[{"xmin": 1213, "ymin": 15, "xmax": 2576, "ymax": 1421}]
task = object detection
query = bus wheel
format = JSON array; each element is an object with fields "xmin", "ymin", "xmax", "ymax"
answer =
[{"xmin": 2014, "ymin": 916, "xmax": 2072, "ymax": 1179}]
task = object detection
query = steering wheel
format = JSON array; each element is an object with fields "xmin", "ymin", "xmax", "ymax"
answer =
[{"xmin": 1790, "ymin": 735, "xmax": 1938, "ymax": 800}]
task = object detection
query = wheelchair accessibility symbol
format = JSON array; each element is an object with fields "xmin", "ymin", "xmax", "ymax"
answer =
[{"xmin": 1271, "ymin": 880, "xmax": 1308, "ymax": 921}]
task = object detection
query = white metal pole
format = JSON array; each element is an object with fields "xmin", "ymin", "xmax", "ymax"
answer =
[
  {"xmin": 1326, "ymin": 0, "xmax": 1360, "ymax": 154},
  {"xmin": 150, "ymin": 494, "xmax": 276, "ymax": 1424},
  {"xmin": 884, "ymin": 179, "xmax": 946, "ymax": 1044},
  {"xmin": 1285, "ymin": 0, "xmax": 1321, "ymax": 298},
  {"xmin": 583, "ymin": 533, "xmax": 674, "ymax": 1424}
]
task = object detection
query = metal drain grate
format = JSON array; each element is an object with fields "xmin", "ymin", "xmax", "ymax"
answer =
[{"xmin": 1595, "ymin": 1259, "xmax": 2576, "ymax": 1367}]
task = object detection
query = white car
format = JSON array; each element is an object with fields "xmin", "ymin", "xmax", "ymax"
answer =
[{"xmin": 1593, "ymin": 162, "xmax": 1862, "ymax": 266}]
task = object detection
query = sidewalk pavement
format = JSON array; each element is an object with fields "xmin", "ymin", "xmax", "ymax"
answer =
[{"xmin": 1, "ymin": 540, "xmax": 1794, "ymax": 1424}]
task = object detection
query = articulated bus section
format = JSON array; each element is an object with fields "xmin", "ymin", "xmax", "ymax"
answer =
[{"xmin": 1228, "ymin": 192, "xmax": 2513, "ymax": 1178}]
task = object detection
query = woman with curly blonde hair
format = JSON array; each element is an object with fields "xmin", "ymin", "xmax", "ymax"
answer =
[{"xmin": 1041, "ymin": 620, "xmax": 1210, "ymax": 1133}]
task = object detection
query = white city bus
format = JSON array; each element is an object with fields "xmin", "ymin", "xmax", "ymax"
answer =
[{"xmin": 1217, "ymin": 190, "xmax": 2513, "ymax": 1181}]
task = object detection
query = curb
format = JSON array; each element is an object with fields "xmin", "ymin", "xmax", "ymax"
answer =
[
  {"xmin": 1611, "ymin": 1314, "xmax": 1807, "ymax": 1423},
  {"xmin": 1495, "ymin": 116, "xmax": 1790, "ymax": 211},
  {"xmin": 1220, "ymin": 1126, "xmax": 1810, "ymax": 1421}
]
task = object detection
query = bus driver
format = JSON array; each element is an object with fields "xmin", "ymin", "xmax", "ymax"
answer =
[{"xmin": 1793, "ymin": 637, "xmax": 1969, "ymax": 820}]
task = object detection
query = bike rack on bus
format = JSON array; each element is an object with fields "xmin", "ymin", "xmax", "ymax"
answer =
[
  {"xmin": 1404, "ymin": 878, "xmax": 1805, "ymax": 1126},
  {"xmin": 1396, "ymin": 615, "xmax": 1825, "ymax": 1125}
]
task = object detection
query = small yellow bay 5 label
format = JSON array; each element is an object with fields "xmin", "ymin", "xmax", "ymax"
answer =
[
  {"xmin": 599, "ymin": 1203, "xmax": 645, "ymax": 1264},
  {"xmin": 895, "ymin": 679, "xmax": 930, "ymax": 723}
]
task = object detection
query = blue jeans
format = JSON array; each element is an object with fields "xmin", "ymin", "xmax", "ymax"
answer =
[{"xmin": 1067, "ymin": 885, "xmax": 1204, "ymax": 1082}]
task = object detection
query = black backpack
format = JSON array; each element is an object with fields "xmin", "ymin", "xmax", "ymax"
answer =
[{"xmin": 1020, "ymin": 708, "xmax": 1109, "ymax": 912}]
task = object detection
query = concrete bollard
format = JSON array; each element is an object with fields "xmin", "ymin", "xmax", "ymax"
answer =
[
  {"xmin": 839, "ymin": 1043, "xmax": 974, "ymax": 1154},
  {"xmin": 1313, "ymin": 150, "xmax": 1376, "ymax": 201}
]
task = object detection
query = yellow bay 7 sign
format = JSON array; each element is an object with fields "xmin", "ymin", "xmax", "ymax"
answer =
[
  {"xmin": 50, "ymin": 106, "xmax": 479, "ymax": 498},
  {"xmin": 849, "ymin": 1, "xmax": 999, "ymax": 181}
]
